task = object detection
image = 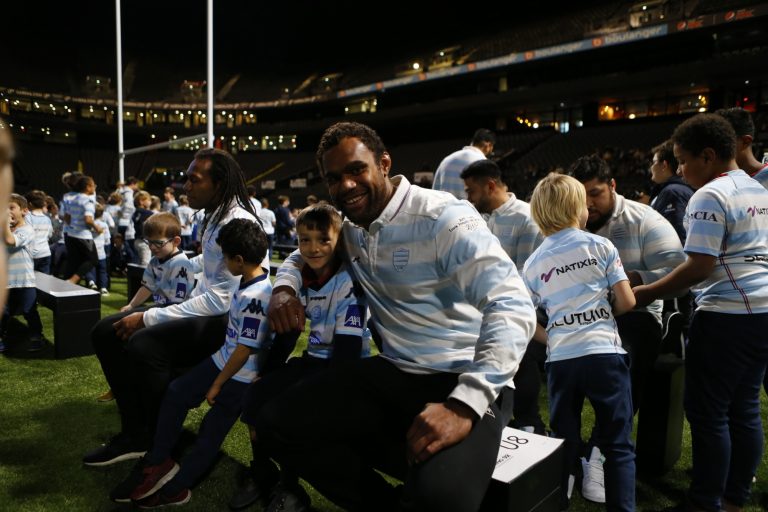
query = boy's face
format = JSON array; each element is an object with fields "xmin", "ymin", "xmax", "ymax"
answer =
[
  {"xmin": 298, "ymin": 225, "xmax": 339, "ymax": 276},
  {"xmin": 673, "ymin": 144, "xmax": 716, "ymax": 190},
  {"xmin": 144, "ymin": 234, "xmax": 180, "ymax": 259},
  {"xmin": 8, "ymin": 202, "xmax": 26, "ymax": 226},
  {"xmin": 140, "ymin": 197, "xmax": 152, "ymax": 209}
]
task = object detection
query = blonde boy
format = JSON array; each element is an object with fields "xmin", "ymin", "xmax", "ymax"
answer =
[{"xmin": 522, "ymin": 173, "xmax": 636, "ymax": 512}]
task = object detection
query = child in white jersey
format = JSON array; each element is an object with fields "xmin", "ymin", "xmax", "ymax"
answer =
[
  {"xmin": 522, "ymin": 173, "xmax": 636, "ymax": 512},
  {"xmin": 24, "ymin": 190, "xmax": 53, "ymax": 274},
  {"xmin": 121, "ymin": 212, "xmax": 195, "ymax": 312},
  {"xmin": 2, "ymin": 194, "xmax": 45, "ymax": 352},
  {"xmin": 231, "ymin": 203, "xmax": 370, "ymax": 512},
  {"xmin": 634, "ymin": 114, "xmax": 768, "ymax": 512},
  {"xmin": 111, "ymin": 218, "xmax": 272, "ymax": 508},
  {"xmin": 85, "ymin": 204, "xmax": 111, "ymax": 294}
]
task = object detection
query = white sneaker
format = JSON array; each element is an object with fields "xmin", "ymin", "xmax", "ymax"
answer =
[
  {"xmin": 100, "ymin": 288, "xmax": 110, "ymax": 296},
  {"xmin": 581, "ymin": 446, "xmax": 606, "ymax": 503},
  {"xmin": 88, "ymin": 280, "xmax": 98, "ymax": 290}
]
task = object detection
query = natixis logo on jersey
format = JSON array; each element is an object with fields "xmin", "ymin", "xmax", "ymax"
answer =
[
  {"xmin": 540, "ymin": 258, "xmax": 598, "ymax": 283},
  {"xmin": 393, "ymin": 248, "xmax": 409, "ymax": 272},
  {"xmin": 747, "ymin": 206, "xmax": 768, "ymax": 217}
]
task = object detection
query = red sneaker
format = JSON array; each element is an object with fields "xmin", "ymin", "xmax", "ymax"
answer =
[
  {"xmin": 129, "ymin": 457, "xmax": 179, "ymax": 501},
  {"xmin": 136, "ymin": 487, "xmax": 192, "ymax": 509}
]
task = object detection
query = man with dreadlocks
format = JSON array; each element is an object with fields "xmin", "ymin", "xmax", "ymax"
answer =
[{"xmin": 83, "ymin": 150, "xmax": 265, "ymax": 484}]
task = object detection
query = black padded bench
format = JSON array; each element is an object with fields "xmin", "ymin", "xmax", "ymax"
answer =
[{"xmin": 34, "ymin": 271, "xmax": 101, "ymax": 359}]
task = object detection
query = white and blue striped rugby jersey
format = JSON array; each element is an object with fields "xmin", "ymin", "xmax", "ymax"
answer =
[
  {"xmin": 143, "ymin": 204, "xmax": 269, "ymax": 326},
  {"xmin": 523, "ymin": 228, "xmax": 628, "ymax": 362},
  {"xmin": 59, "ymin": 191, "xmax": 77, "ymax": 237},
  {"xmin": 300, "ymin": 262, "xmax": 370, "ymax": 360},
  {"xmin": 485, "ymin": 193, "xmax": 543, "ymax": 271},
  {"xmin": 276, "ymin": 175, "xmax": 536, "ymax": 417},
  {"xmin": 212, "ymin": 273, "xmax": 273, "ymax": 383},
  {"xmin": 432, "ymin": 146, "xmax": 486, "ymax": 200},
  {"xmin": 93, "ymin": 219, "xmax": 110, "ymax": 260},
  {"xmin": 64, "ymin": 192, "xmax": 96, "ymax": 240},
  {"xmin": 593, "ymin": 193, "xmax": 686, "ymax": 324},
  {"xmin": 683, "ymin": 169, "xmax": 768, "ymax": 314},
  {"xmin": 25, "ymin": 212, "xmax": 52, "ymax": 259},
  {"xmin": 7, "ymin": 224, "xmax": 35, "ymax": 288},
  {"xmin": 140, "ymin": 251, "xmax": 195, "ymax": 305}
]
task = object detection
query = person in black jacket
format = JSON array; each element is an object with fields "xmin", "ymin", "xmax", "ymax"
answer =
[{"xmin": 649, "ymin": 139, "xmax": 693, "ymax": 245}]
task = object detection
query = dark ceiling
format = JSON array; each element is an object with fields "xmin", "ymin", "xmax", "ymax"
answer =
[{"xmin": 3, "ymin": 1, "xmax": 615, "ymax": 87}]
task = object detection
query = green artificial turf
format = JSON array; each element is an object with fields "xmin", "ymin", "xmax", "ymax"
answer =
[{"xmin": 0, "ymin": 276, "xmax": 766, "ymax": 511}]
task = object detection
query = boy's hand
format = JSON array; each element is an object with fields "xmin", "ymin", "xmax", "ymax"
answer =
[
  {"xmin": 632, "ymin": 285, "xmax": 654, "ymax": 308},
  {"xmin": 206, "ymin": 383, "xmax": 221, "ymax": 406}
]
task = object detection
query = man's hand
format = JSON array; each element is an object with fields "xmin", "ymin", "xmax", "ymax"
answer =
[
  {"xmin": 268, "ymin": 286, "xmax": 304, "ymax": 333},
  {"xmin": 406, "ymin": 400, "xmax": 476, "ymax": 465},
  {"xmin": 113, "ymin": 312, "xmax": 145, "ymax": 341},
  {"xmin": 119, "ymin": 305, "xmax": 132, "ymax": 313}
]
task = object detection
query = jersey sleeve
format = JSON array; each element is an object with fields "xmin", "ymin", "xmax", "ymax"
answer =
[
  {"xmin": 605, "ymin": 242, "xmax": 629, "ymax": 287},
  {"xmin": 683, "ymin": 188, "xmax": 727, "ymax": 257}
]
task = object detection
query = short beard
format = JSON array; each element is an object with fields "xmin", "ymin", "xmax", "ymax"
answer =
[{"xmin": 586, "ymin": 212, "xmax": 611, "ymax": 233}]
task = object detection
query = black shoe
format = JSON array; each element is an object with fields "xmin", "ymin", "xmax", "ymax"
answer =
[
  {"xmin": 27, "ymin": 336, "xmax": 46, "ymax": 352},
  {"xmin": 229, "ymin": 477, "xmax": 268, "ymax": 510},
  {"xmin": 82, "ymin": 433, "xmax": 147, "ymax": 467},
  {"xmin": 265, "ymin": 484, "xmax": 311, "ymax": 512},
  {"xmin": 228, "ymin": 461, "xmax": 278, "ymax": 511},
  {"xmin": 110, "ymin": 457, "xmax": 149, "ymax": 503}
]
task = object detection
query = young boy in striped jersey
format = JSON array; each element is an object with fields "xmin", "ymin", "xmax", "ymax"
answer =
[
  {"xmin": 231, "ymin": 203, "xmax": 370, "ymax": 512},
  {"xmin": 634, "ymin": 113, "xmax": 768, "ymax": 512},
  {"xmin": 112, "ymin": 218, "xmax": 272, "ymax": 508},
  {"xmin": 2, "ymin": 194, "xmax": 44, "ymax": 352},
  {"xmin": 120, "ymin": 212, "xmax": 195, "ymax": 312},
  {"xmin": 522, "ymin": 173, "xmax": 636, "ymax": 512},
  {"xmin": 24, "ymin": 190, "xmax": 53, "ymax": 274}
]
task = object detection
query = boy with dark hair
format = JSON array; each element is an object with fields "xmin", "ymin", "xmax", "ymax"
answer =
[
  {"xmin": 113, "ymin": 218, "xmax": 271, "ymax": 508},
  {"xmin": 634, "ymin": 113, "xmax": 768, "ymax": 512},
  {"xmin": 2, "ymin": 194, "xmax": 45, "ymax": 352},
  {"xmin": 230, "ymin": 204, "xmax": 370, "ymax": 511},
  {"xmin": 24, "ymin": 190, "xmax": 53, "ymax": 274}
]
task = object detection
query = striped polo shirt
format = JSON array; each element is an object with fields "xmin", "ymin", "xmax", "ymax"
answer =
[
  {"xmin": 593, "ymin": 193, "xmax": 686, "ymax": 323},
  {"xmin": 486, "ymin": 193, "xmax": 543, "ymax": 271},
  {"xmin": 432, "ymin": 146, "xmax": 486, "ymax": 200},
  {"xmin": 276, "ymin": 175, "xmax": 536, "ymax": 417},
  {"xmin": 25, "ymin": 212, "xmax": 53, "ymax": 259}
]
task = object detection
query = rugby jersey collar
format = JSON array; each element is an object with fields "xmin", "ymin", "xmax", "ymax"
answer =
[
  {"xmin": 492, "ymin": 193, "xmax": 518, "ymax": 216},
  {"xmin": 158, "ymin": 249, "xmax": 184, "ymax": 264},
  {"xmin": 239, "ymin": 271, "xmax": 268, "ymax": 290},
  {"xmin": 610, "ymin": 192, "xmax": 626, "ymax": 220},
  {"xmin": 368, "ymin": 175, "xmax": 411, "ymax": 230}
]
